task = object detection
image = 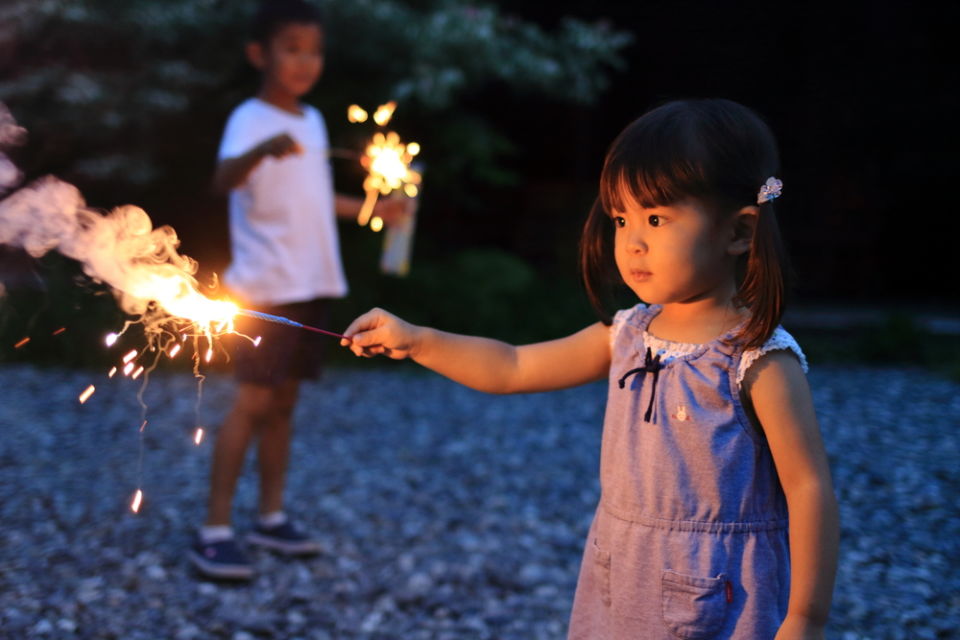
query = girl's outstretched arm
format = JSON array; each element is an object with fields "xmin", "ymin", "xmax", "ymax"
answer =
[
  {"xmin": 342, "ymin": 308, "xmax": 611, "ymax": 394},
  {"xmin": 743, "ymin": 351, "xmax": 839, "ymax": 640}
]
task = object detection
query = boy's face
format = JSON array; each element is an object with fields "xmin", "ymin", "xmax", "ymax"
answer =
[{"xmin": 249, "ymin": 22, "xmax": 324, "ymax": 100}]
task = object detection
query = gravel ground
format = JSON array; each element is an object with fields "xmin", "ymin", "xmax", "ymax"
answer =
[{"xmin": 0, "ymin": 362, "xmax": 957, "ymax": 639}]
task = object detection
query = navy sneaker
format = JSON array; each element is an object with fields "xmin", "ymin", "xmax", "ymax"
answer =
[
  {"xmin": 246, "ymin": 520, "xmax": 321, "ymax": 556},
  {"xmin": 189, "ymin": 536, "xmax": 254, "ymax": 580}
]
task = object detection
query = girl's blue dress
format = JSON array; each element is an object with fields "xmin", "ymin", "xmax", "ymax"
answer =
[{"xmin": 568, "ymin": 304, "xmax": 807, "ymax": 639}]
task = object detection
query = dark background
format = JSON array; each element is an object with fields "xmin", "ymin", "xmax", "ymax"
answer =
[
  {"xmin": 471, "ymin": 1, "xmax": 958, "ymax": 306},
  {"xmin": 1, "ymin": 0, "xmax": 957, "ymax": 368}
]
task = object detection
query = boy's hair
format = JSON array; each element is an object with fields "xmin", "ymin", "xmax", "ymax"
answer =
[
  {"xmin": 579, "ymin": 98, "xmax": 789, "ymax": 349},
  {"xmin": 251, "ymin": 0, "xmax": 324, "ymax": 44}
]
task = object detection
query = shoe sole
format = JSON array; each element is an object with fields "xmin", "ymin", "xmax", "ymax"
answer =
[
  {"xmin": 188, "ymin": 550, "xmax": 254, "ymax": 580},
  {"xmin": 246, "ymin": 532, "xmax": 321, "ymax": 556}
]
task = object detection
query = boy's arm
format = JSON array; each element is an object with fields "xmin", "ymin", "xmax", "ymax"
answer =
[
  {"xmin": 743, "ymin": 351, "xmax": 839, "ymax": 639},
  {"xmin": 343, "ymin": 308, "xmax": 611, "ymax": 394},
  {"xmin": 334, "ymin": 194, "xmax": 408, "ymax": 225},
  {"xmin": 213, "ymin": 133, "xmax": 302, "ymax": 194}
]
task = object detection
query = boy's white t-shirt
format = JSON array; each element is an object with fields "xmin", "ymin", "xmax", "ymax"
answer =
[{"xmin": 218, "ymin": 98, "xmax": 347, "ymax": 306}]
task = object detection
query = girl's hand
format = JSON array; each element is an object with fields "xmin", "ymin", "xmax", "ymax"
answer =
[
  {"xmin": 774, "ymin": 615, "xmax": 826, "ymax": 640},
  {"xmin": 341, "ymin": 308, "xmax": 420, "ymax": 360}
]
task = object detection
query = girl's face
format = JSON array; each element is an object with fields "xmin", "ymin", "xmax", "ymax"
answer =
[
  {"xmin": 256, "ymin": 22, "xmax": 324, "ymax": 100},
  {"xmin": 612, "ymin": 196, "xmax": 739, "ymax": 307}
]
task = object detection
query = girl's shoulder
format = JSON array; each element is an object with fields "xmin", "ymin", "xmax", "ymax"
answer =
[
  {"xmin": 735, "ymin": 326, "xmax": 808, "ymax": 388},
  {"xmin": 610, "ymin": 302, "xmax": 650, "ymax": 335},
  {"xmin": 610, "ymin": 303, "xmax": 651, "ymax": 340}
]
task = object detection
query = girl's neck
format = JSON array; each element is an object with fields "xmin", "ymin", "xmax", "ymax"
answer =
[
  {"xmin": 256, "ymin": 87, "xmax": 303, "ymax": 116},
  {"xmin": 647, "ymin": 295, "xmax": 746, "ymax": 345}
]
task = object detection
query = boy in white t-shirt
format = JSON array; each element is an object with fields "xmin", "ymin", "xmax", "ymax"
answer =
[{"xmin": 190, "ymin": 0, "xmax": 402, "ymax": 580}]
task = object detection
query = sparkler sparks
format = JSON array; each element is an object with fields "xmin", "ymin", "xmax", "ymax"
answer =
[
  {"xmin": 131, "ymin": 489, "xmax": 143, "ymax": 513},
  {"xmin": 194, "ymin": 427, "xmax": 204, "ymax": 445},
  {"xmin": 13, "ymin": 337, "xmax": 29, "ymax": 349},
  {"xmin": 348, "ymin": 102, "xmax": 422, "ymax": 231},
  {"xmin": 78, "ymin": 385, "xmax": 95, "ymax": 404}
]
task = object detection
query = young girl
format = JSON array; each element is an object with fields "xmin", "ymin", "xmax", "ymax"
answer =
[{"xmin": 341, "ymin": 99, "xmax": 839, "ymax": 639}]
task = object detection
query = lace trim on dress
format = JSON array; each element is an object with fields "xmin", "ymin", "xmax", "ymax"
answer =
[
  {"xmin": 736, "ymin": 327, "xmax": 808, "ymax": 387},
  {"xmin": 642, "ymin": 333, "xmax": 703, "ymax": 363}
]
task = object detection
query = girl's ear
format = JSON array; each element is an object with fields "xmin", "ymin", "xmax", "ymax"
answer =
[
  {"xmin": 728, "ymin": 206, "xmax": 758, "ymax": 256},
  {"xmin": 245, "ymin": 41, "xmax": 266, "ymax": 70}
]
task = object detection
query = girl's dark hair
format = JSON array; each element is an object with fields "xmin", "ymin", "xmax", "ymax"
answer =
[
  {"xmin": 579, "ymin": 98, "xmax": 789, "ymax": 349},
  {"xmin": 251, "ymin": 0, "xmax": 324, "ymax": 44}
]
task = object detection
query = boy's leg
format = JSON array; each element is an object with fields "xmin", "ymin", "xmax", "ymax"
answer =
[
  {"xmin": 191, "ymin": 382, "xmax": 275, "ymax": 579},
  {"xmin": 206, "ymin": 382, "xmax": 276, "ymax": 526},
  {"xmin": 257, "ymin": 377, "xmax": 300, "ymax": 516},
  {"xmin": 247, "ymin": 376, "xmax": 321, "ymax": 555}
]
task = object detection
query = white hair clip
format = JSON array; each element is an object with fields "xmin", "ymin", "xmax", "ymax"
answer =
[{"xmin": 757, "ymin": 177, "xmax": 783, "ymax": 204}]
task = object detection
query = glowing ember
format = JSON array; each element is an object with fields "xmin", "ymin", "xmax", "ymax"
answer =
[
  {"xmin": 194, "ymin": 427, "xmax": 204, "ymax": 445},
  {"xmin": 105, "ymin": 333, "xmax": 119, "ymax": 347},
  {"xmin": 13, "ymin": 337, "xmax": 30, "ymax": 349},
  {"xmin": 253, "ymin": 336, "xmax": 262, "ymax": 347},
  {"xmin": 122, "ymin": 362, "xmax": 135, "ymax": 376},
  {"xmin": 347, "ymin": 104, "xmax": 368, "ymax": 123},
  {"xmin": 204, "ymin": 347, "xmax": 213, "ymax": 363},
  {"xmin": 78, "ymin": 384, "xmax": 95, "ymax": 404},
  {"xmin": 52, "ymin": 327, "xmax": 66, "ymax": 336},
  {"xmin": 131, "ymin": 366, "xmax": 144, "ymax": 380},
  {"xmin": 169, "ymin": 343, "xmax": 181, "ymax": 358},
  {"xmin": 108, "ymin": 366, "xmax": 117, "ymax": 378},
  {"xmin": 131, "ymin": 489, "xmax": 143, "ymax": 513},
  {"xmin": 122, "ymin": 349, "xmax": 137, "ymax": 364},
  {"xmin": 372, "ymin": 101, "xmax": 396, "ymax": 127},
  {"xmin": 370, "ymin": 216, "xmax": 384, "ymax": 232}
]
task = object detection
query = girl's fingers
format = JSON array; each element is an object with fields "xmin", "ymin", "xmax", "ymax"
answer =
[{"xmin": 343, "ymin": 308, "xmax": 387, "ymax": 340}]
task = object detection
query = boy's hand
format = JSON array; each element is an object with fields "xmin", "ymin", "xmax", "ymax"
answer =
[
  {"xmin": 256, "ymin": 133, "xmax": 303, "ymax": 159},
  {"xmin": 372, "ymin": 193, "xmax": 413, "ymax": 227},
  {"xmin": 341, "ymin": 308, "xmax": 420, "ymax": 360}
]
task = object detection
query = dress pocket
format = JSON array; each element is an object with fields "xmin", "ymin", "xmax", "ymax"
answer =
[
  {"xmin": 661, "ymin": 570, "xmax": 729, "ymax": 639},
  {"xmin": 592, "ymin": 537, "xmax": 611, "ymax": 607}
]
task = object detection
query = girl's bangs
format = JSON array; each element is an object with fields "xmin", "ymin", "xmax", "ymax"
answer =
[{"xmin": 600, "ymin": 158, "xmax": 704, "ymax": 215}]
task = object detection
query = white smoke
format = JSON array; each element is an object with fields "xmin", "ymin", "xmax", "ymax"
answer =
[
  {"xmin": 0, "ymin": 103, "xmax": 27, "ymax": 194},
  {"xmin": 0, "ymin": 103, "xmax": 209, "ymax": 319}
]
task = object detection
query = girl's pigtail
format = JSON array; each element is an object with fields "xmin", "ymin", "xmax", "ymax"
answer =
[{"xmin": 736, "ymin": 201, "xmax": 789, "ymax": 349}]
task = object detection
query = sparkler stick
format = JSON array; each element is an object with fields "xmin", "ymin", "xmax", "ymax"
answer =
[{"xmin": 236, "ymin": 308, "xmax": 349, "ymax": 340}]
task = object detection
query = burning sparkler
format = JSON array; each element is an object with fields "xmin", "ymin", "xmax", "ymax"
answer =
[
  {"xmin": 347, "ymin": 102, "xmax": 422, "ymax": 230},
  {"xmin": 0, "ymin": 103, "xmax": 350, "ymax": 514}
]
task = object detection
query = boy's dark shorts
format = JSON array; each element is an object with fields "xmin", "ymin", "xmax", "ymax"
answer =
[{"xmin": 232, "ymin": 298, "xmax": 335, "ymax": 386}]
